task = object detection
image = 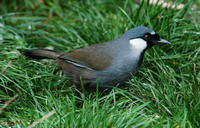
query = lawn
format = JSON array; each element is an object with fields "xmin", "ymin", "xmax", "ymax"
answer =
[{"xmin": 0, "ymin": 0, "xmax": 199, "ymax": 127}]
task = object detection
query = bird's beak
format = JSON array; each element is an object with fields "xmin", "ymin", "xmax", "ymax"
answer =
[{"xmin": 155, "ymin": 38, "xmax": 171, "ymax": 45}]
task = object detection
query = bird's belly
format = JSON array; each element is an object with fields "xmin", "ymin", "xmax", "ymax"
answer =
[
  {"xmin": 93, "ymin": 53, "xmax": 143, "ymax": 87},
  {"xmin": 95, "ymin": 63, "xmax": 139, "ymax": 87}
]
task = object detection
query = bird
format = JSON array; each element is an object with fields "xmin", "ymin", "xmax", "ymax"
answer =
[{"xmin": 23, "ymin": 26, "xmax": 171, "ymax": 89}]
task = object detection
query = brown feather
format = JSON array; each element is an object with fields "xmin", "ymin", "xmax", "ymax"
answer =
[
  {"xmin": 54, "ymin": 59, "xmax": 97, "ymax": 88},
  {"xmin": 61, "ymin": 45, "xmax": 112, "ymax": 70}
]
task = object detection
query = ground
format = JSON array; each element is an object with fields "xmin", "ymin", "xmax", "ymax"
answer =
[{"xmin": 0, "ymin": 0, "xmax": 199, "ymax": 127}]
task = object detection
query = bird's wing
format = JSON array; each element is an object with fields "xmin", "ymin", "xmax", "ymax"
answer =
[
  {"xmin": 58, "ymin": 45, "xmax": 112, "ymax": 71},
  {"xmin": 58, "ymin": 55, "xmax": 94, "ymax": 70}
]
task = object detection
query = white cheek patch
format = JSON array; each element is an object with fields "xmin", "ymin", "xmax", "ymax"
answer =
[{"xmin": 129, "ymin": 38, "xmax": 147, "ymax": 51}]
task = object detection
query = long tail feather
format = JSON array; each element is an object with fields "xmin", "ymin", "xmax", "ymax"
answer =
[{"xmin": 23, "ymin": 49, "xmax": 62, "ymax": 59}]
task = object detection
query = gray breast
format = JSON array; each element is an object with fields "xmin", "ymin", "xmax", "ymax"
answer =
[{"xmin": 94, "ymin": 39, "xmax": 144, "ymax": 87}]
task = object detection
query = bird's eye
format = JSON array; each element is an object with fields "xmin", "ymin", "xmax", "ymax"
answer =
[{"xmin": 143, "ymin": 34, "xmax": 151, "ymax": 41}]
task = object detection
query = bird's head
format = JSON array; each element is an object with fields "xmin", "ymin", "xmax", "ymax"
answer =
[{"xmin": 122, "ymin": 26, "xmax": 171, "ymax": 51}]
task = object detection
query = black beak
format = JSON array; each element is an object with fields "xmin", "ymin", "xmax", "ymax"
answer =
[{"xmin": 155, "ymin": 38, "xmax": 171, "ymax": 45}]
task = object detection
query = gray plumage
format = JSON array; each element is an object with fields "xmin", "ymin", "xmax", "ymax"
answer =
[{"xmin": 23, "ymin": 26, "xmax": 170, "ymax": 89}]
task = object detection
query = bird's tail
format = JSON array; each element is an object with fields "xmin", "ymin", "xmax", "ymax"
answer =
[{"xmin": 23, "ymin": 49, "xmax": 63, "ymax": 59}]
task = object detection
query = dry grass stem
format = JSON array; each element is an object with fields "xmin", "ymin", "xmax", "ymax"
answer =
[
  {"xmin": 27, "ymin": 110, "xmax": 56, "ymax": 128},
  {"xmin": 0, "ymin": 94, "xmax": 19, "ymax": 114},
  {"xmin": 0, "ymin": 61, "xmax": 12, "ymax": 75}
]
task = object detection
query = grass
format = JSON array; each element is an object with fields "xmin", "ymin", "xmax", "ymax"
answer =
[{"xmin": 0, "ymin": 0, "xmax": 199, "ymax": 127}]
